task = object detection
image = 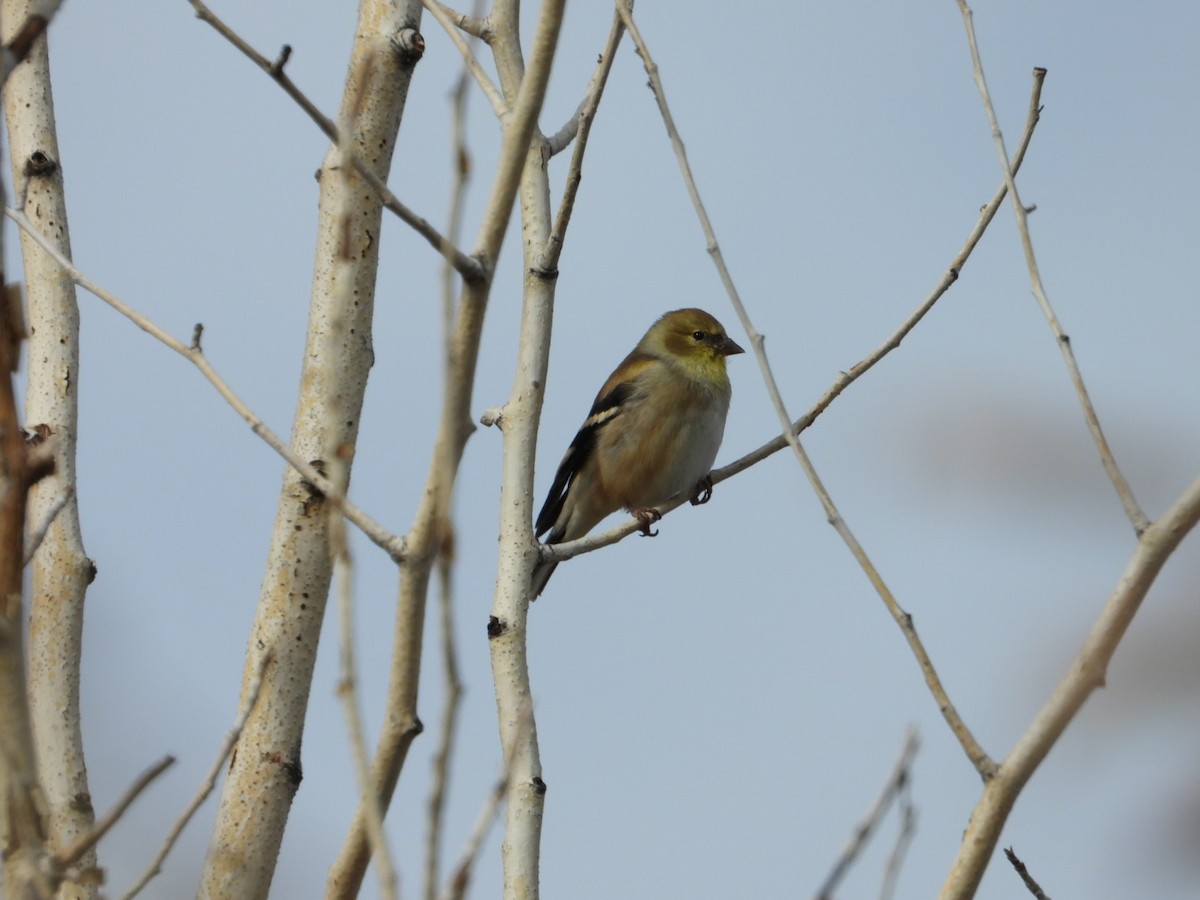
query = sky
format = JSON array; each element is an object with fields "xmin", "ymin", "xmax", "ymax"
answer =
[{"xmin": 9, "ymin": 1, "xmax": 1199, "ymax": 898}]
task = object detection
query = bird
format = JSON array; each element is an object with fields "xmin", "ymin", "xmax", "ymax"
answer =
[{"xmin": 531, "ymin": 307, "xmax": 744, "ymax": 598}]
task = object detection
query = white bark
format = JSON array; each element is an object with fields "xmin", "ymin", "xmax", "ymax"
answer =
[
  {"xmin": 327, "ymin": 0, "xmax": 565, "ymax": 892},
  {"xmin": 486, "ymin": 2, "xmax": 567, "ymax": 897},
  {"xmin": 196, "ymin": 2, "xmax": 424, "ymax": 898},
  {"xmin": 939, "ymin": 474, "xmax": 1200, "ymax": 898},
  {"xmin": 1, "ymin": 2, "xmax": 95, "ymax": 896}
]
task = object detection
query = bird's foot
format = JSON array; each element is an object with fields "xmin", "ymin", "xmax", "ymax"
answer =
[
  {"xmin": 632, "ymin": 507, "xmax": 661, "ymax": 536},
  {"xmin": 689, "ymin": 475, "xmax": 714, "ymax": 506}
]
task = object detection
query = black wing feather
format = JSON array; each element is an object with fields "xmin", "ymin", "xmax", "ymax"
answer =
[{"xmin": 534, "ymin": 381, "xmax": 631, "ymax": 539}]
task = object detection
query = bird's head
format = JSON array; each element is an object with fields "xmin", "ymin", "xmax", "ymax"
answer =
[{"xmin": 642, "ymin": 308, "xmax": 745, "ymax": 380}]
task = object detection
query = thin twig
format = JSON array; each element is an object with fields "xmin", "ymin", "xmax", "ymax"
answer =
[
  {"xmin": 956, "ymin": 2, "xmax": 1148, "ymax": 535},
  {"xmin": 1004, "ymin": 848, "xmax": 1052, "ymax": 900},
  {"xmin": 421, "ymin": 0, "xmax": 506, "ymax": 116},
  {"xmin": 879, "ymin": 762, "xmax": 917, "ymax": 900},
  {"xmin": 941, "ymin": 474, "xmax": 1200, "ymax": 899},
  {"xmin": 188, "ymin": 0, "xmax": 486, "ymax": 283},
  {"xmin": 120, "ymin": 651, "xmax": 272, "ymax": 900},
  {"xmin": 54, "ymin": 755, "xmax": 175, "ymax": 870},
  {"xmin": 327, "ymin": 0, "xmax": 566, "ymax": 890},
  {"xmin": 547, "ymin": 48, "xmax": 1047, "ymax": 570},
  {"xmin": 22, "ymin": 481, "xmax": 72, "ymax": 565},
  {"xmin": 541, "ymin": 13, "xmax": 624, "ymax": 161},
  {"xmin": 815, "ymin": 729, "xmax": 920, "ymax": 900},
  {"xmin": 544, "ymin": 97, "xmax": 584, "ymax": 156},
  {"xmin": 435, "ymin": 767, "xmax": 507, "ymax": 900},
  {"xmin": 425, "ymin": 0, "xmax": 491, "ymax": 40},
  {"xmin": 327, "ymin": 79, "xmax": 399, "ymax": 898},
  {"xmin": 537, "ymin": 6, "xmax": 625, "ymax": 276},
  {"xmin": 435, "ymin": 709, "xmax": 533, "ymax": 900},
  {"xmin": 334, "ymin": 547, "xmax": 398, "ymax": 900},
  {"xmin": 712, "ymin": 67, "xmax": 1048, "ymax": 484},
  {"xmin": 423, "ymin": 21, "xmax": 477, "ymax": 891},
  {"xmin": 424, "ymin": 518, "xmax": 463, "ymax": 900},
  {"xmin": 4, "ymin": 206, "xmax": 407, "ymax": 562},
  {"xmin": 619, "ymin": 2, "xmax": 998, "ymax": 775}
]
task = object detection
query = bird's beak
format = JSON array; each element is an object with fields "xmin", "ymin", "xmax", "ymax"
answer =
[{"xmin": 721, "ymin": 336, "xmax": 746, "ymax": 356}]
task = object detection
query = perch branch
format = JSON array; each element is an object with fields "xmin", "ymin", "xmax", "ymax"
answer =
[
  {"xmin": 547, "ymin": 63, "xmax": 1048, "ymax": 568},
  {"xmin": 618, "ymin": 0, "xmax": 997, "ymax": 775}
]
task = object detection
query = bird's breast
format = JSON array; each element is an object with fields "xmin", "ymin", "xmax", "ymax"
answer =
[{"xmin": 598, "ymin": 387, "xmax": 729, "ymax": 509}]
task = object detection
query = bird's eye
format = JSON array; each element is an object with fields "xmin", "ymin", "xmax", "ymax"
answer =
[{"xmin": 692, "ymin": 330, "xmax": 707, "ymax": 341}]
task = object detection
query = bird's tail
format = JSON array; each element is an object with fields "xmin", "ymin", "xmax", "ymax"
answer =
[
  {"xmin": 530, "ymin": 524, "xmax": 568, "ymax": 600},
  {"xmin": 529, "ymin": 557, "xmax": 558, "ymax": 601}
]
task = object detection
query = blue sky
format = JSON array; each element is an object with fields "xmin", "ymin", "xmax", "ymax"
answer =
[{"xmin": 15, "ymin": 1, "xmax": 1199, "ymax": 898}]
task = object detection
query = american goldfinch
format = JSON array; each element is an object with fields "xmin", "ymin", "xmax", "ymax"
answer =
[{"xmin": 531, "ymin": 308, "xmax": 744, "ymax": 598}]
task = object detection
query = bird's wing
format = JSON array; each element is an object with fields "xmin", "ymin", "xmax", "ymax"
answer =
[{"xmin": 534, "ymin": 352, "xmax": 655, "ymax": 539}]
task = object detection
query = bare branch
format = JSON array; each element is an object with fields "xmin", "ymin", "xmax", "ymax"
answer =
[
  {"xmin": 4, "ymin": 206, "xmax": 407, "ymax": 562},
  {"xmin": 199, "ymin": 4, "xmax": 425, "ymax": 887},
  {"xmin": 712, "ymin": 67, "xmax": 1047, "ymax": 486},
  {"xmin": 618, "ymin": 1, "xmax": 996, "ymax": 776},
  {"xmin": 22, "ymin": 481, "xmax": 71, "ymax": 565},
  {"xmin": 435, "ymin": 755, "xmax": 509, "ymax": 900},
  {"xmin": 187, "ymin": 0, "xmax": 486, "ymax": 283},
  {"xmin": 538, "ymin": 7, "xmax": 625, "ymax": 276},
  {"xmin": 544, "ymin": 66, "xmax": 1051, "ymax": 662},
  {"xmin": 54, "ymin": 756, "xmax": 175, "ymax": 870},
  {"xmin": 327, "ymin": 95, "xmax": 399, "ymax": 900},
  {"xmin": 328, "ymin": 0, "xmax": 566, "ymax": 892},
  {"xmin": 955, "ymin": 1, "xmax": 1148, "ymax": 534},
  {"xmin": 543, "ymin": 98, "xmax": 584, "ymax": 157},
  {"xmin": 421, "ymin": 0, "xmax": 506, "ymax": 116},
  {"xmin": 815, "ymin": 729, "xmax": 920, "ymax": 900},
  {"xmin": 4, "ymin": 5, "xmax": 97, "ymax": 883},
  {"xmin": 481, "ymin": 1, "xmax": 570, "ymax": 895},
  {"xmin": 425, "ymin": 0, "xmax": 491, "ymax": 40},
  {"xmin": 0, "ymin": 260, "xmax": 52, "ymax": 897},
  {"xmin": 940, "ymin": 473, "xmax": 1200, "ymax": 898},
  {"xmin": 436, "ymin": 705, "xmax": 532, "ymax": 900},
  {"xmin": 334, "ymin": 552, "xmax": 398, "ymax": 900},
  {"xmin": 423, "ymin": 519, "xmax": 463, "ymax": 900},
  {"xmin": 424, "ymin": 28, "xmax": 476, "ymax": 892},
  {"xmin": 120, "ymin": 651, "xmax": 271, "ymax": 900},
  {"xmin": 541, "ymin": 10, "xmax": 626, "ymax": 163},
  {"xmin": 1004, "ymin": 848, "xmax": 1053, "ymax": 900},
  {"xmin": 0, "ymin": 0, "xmax": 62, "ymax": 84},
  {"xmin": 879, "ymin": 774, "xmax": 917, "ymax": 900}
]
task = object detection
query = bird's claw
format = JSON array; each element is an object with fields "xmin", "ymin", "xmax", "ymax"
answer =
[
  {"xmin": 632, "ymin": 507, "xmax": 661, "ymax": 537},
  {"xmin": 689, "ymin": 475, "xmax": 714, "ymax": 506}
]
